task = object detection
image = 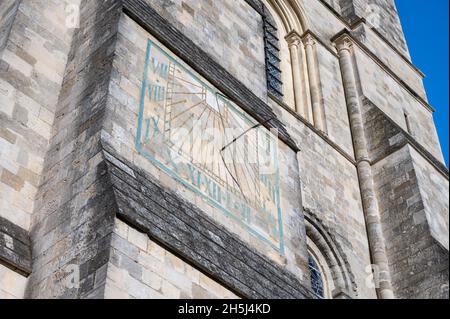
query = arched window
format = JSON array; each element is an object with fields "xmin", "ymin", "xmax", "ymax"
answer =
[
  {"xmin": 261, "ymin": 1, "xmax": 327, "ymax": 131},
  {"xmin": 308, "ymin": 253, "xmax": 326, "ymax": 298},
  {"xmin": 261, "ymin": 1, "xmax": 310, "ymax": 118},
  {"xmin": 262, "ymin": 7, "xmax": 283, "ymax": 100},
  {"xmin": 307, "ymin": 241, "xmax": 334, "ymax": 299},
  {"xmin": 305, "ymin": 211, "xmax": 358, "ymax": 299}
]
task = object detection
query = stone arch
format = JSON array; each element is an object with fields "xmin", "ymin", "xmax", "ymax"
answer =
[
  {"xmin": 264, "ymin": 0, "xmax": 309, "ymax": 33},
  {"xmin": 304, "ymin": 209, "xmax": 358, "ymax": 299}
]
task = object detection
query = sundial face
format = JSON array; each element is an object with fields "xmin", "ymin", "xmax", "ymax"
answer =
[{"xmin": 136, "ymin": 38, "xmax": 284, "ymax": 253}]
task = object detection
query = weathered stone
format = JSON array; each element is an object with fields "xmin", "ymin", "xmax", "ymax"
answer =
[
  {"xmin": 0, "ymin": 215, "xmax": 31, "ymax": 275},
  {"xmin": 0, "ymin": 0, "xmax": 447, "ymax": 300}
]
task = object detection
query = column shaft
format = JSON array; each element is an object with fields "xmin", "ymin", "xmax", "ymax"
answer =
[
  {"xmin": 303, "ymin": 35, "xmax": 326, "ymax": 133},
  {"xmin": 337, "ymin": 38, "xmax": 394, "ymax": 299},
  {"xmin": 286, "ymin": 33, "xmax": 309, "ymax": 120}
]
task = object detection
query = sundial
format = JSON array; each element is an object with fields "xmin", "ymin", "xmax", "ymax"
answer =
[{"xmin": 136, "ymin": 38, "xmax": 284, "ymax": 253}]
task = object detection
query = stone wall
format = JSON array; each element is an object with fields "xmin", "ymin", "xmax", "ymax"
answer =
[
  {"xmin": 363, "ymin": 96, "xmax": 449, "ymax": 299},
  {"xmin": 143, "ymin": 0, "xmax": 267, "ymax": 101},
  {"xmin": 26, "ymin": 0, "xmax": 123, "ymax": 298},
  {"xmin": 0, "ymin": 0, "xmax": 446, "ymax": 300},
  {"xmin": 0, "ymin": 0, "xmax": 77, "ymax": 230},
  {"xmin": 269, "ymin": 98, "xmax": 376, "ymax": 299},
  {"xmin": 105, "ymin": 218, "xmax": 238, "ymax": 299},
  {"xmin": 0, "ymin": 0, "xmax": 20, "ymax": 54},
  {"xmin": 0, "ymin": 0, "xmax": 77, "ymax": 299},
  {"xmin": 0, "ymin": 215, "xmax": 31, "ymax": 298},
  {"xmin": 354, "ymin": 47, "xmax": 444, "ymax": 162},
  {"xmin": 300, "ymin": 0, "xmax": 432, "ymax": 161},
  {"xmin": 316, "ymin": 44, "xmax": 354, "ymax": 156},
  {"xmin": 373, "ymin": 145, "xmax": 449, "ymax": 299},
  {"xmin": 322, "ymin": 0, "xmax": 342, "ymax": 14},
  {"xmin": 350, "ymin": 23, "xmax": 426, "ymax": 100},
  {"xmin": 0, "ymin": 263, "xmax": 27, "ymax": 299},
  {"xmin": 339, "ymin": 0, "xmax": 410, "ymax": 58},
  {"xmin": 304, "ymin": 0, "xmax": 348, "ymax": 43},
  {"xmin": 299, "ymin": 1, "xmax": 433, "ymax": 164},
  {"xmin": 411, "ymin": 149, "xmax": 449, "ymax": 251}
]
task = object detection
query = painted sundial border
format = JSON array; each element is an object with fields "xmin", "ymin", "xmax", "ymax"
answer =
[{"xmin": 135, "ymin": 37, "xmax": 285, "ymax": 254}]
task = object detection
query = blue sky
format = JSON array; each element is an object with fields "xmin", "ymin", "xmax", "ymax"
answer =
[{"xmin": 396, "ymin": 0, "xmax": 449, "ymax": 166}]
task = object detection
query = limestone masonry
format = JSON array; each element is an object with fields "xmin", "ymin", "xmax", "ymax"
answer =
[{"xmin": 0, "ymin": 0, "xmax": 448, "ymax": 299}]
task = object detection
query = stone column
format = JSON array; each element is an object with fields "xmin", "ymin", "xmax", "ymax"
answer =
[
  {"xmin": 302, "ymin": 33, "xmax": 326, "ymax": 133},
  {"xmin": 335, "ymin": 36, "xmax": 394, "ymax": 299},
  {"xmin": 286, "ymin": 31, "xmax": 309, "ymax": 120}
]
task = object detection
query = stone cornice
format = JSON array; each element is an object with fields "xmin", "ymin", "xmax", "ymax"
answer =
[{"xmin": 331, "ymin": 30, "xmax": 435, "ymax": 113}]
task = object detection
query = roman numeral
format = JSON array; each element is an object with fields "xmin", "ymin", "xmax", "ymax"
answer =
[
  {"xmin": 147, "ymin": 83, "xmax": 166, "ymax": 102},
  {"xmin": 150, "ymin": 58, "xmax": 169, "ymax": 79}
]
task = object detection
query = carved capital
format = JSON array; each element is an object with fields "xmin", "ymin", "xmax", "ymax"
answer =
[
  {"xmin": 335, "ymin": 36, "xmax": 354, "ymax": 54},
  {"xmin": 302, "ymin": 33, "xmax": 316, "ymax": 47},
  {"xmin": 285, "ymin": 30, "xmax": 302, "ymax": 48}
]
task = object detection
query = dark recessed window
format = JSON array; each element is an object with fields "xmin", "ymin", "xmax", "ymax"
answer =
[
  {"xmin": 309, "ymin": 254, "xmax": 325, "ymax": 299},
  {"xmin": 263, "ymin": 8, "xmax": 283, "ymax": 100}
]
